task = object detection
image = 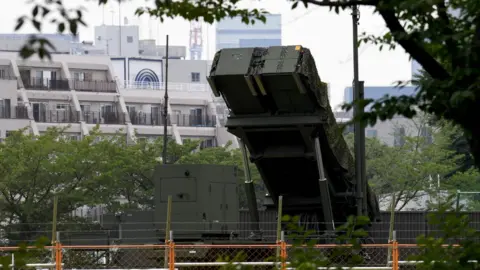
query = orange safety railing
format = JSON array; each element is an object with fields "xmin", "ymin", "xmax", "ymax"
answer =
[{"xmin": 0, "ymin": 241, "xmax": 401, "ymax": 269}]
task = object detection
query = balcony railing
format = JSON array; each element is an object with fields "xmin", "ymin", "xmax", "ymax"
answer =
[
  {"xmin": 83, "ymin": 111, "xmax": 126, "ymax": 125},
  {"xmin": 0, "ymin": 106, "xmax": 29, "ymax": 119},
  {"xmin": 173, "ymin": 114, "xmax": 217, "ymax": 127},
  {"xmin": 35, "ymin": 110, "xmax": 79, "ymax": 123},
  {"xmin": 0, "ymin": 75, "xmax": 18, "ymax": 81},
  {"xmin": 119, "ymin": 80, "xmax": 208, "ymax": 92},
  {"xmin": 73, "ymin": 80, "xmax": 117, "ymax": 93},
  {"xmin": 22, "ymin": 77, "xmax": 70, "ymax": 91},
  {"xmin": 129, "ymin": 112, "xmax": 171, "ymax": 126}
]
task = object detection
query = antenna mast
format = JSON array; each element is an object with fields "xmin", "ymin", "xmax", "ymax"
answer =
[{"xmin": 189, "ymin": 20, "xmax": 203, "ymax": 60}]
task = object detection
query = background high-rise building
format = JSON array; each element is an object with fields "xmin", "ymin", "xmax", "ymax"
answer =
[
  {"xmin": 411, "ymin": 60, "xmax": 422, "ymax": 80},
  {"xmin": 215, "ymin": 14, "xmax": 282, "ymax": 51},
  {"xmin": 343, "ymin": 85, "xmax": 417, "ymax": 107}
]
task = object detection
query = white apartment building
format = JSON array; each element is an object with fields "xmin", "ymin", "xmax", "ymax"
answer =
[{"xmin": 0, "ymin": 52, "xmax": 235, "ymax": 147}]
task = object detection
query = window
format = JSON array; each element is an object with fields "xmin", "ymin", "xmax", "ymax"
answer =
[
  {"xmin": 200, "ymin": 139, "xmax": 215, "ymax": 149},
  {"xmin": 56, "ymin": 104, "xmax": 68, "ymax": 110},
  {"xmin": 394, "ymin": 127, "xmax": 406, "ymax": 147},
  {"xmin": 366, "ymin": 129, "xmax": 377, "ymax": 138},
  {"xmin": 420, "ymin": 126, "xmax": 433, "ymax": 144},
  {"xmin": 191, "ymin": 72, "xmax": 200, "ymax": 82},
  {"xmin": 73, "ymin": 72, "xmax": 84, "ymax": 81},
  {"xmin": 127, "ymin": 36, "xmax": 133, "ymax": 43},
  {"xmin": 80, "ymin": 104, "xmax": 90, "ymax": 112}
]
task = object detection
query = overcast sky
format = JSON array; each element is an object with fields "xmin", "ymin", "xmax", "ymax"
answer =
[{"xmin": 0, "ymin": 0, "xmax": 413, "ymax": 109}]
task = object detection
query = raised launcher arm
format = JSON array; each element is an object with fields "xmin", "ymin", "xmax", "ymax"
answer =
[{"xmin": 207, "ymin": 45, "xmax": 381, "ymax": 237}]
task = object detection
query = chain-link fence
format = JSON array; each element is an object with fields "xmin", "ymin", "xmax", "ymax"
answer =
[
  {"xmin": 0, "ymin": 241, "xmax": 402, "ymax": 270},
  {"xmin": 3, "ymin": 241, "xmax": 479, "ymax": 270}
]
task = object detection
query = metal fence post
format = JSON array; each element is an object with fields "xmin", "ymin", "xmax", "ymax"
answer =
[
  {"xmin": 392, "ymin": 241, "xmax": 399, "ymax": 270},
  {"xmin": 55, "ymin": 241, "xmax": 62, "ymax": 270},
  {"xmin": 280, "ymin": 240, "xmax": 287, "ymax": 270},
  {"xmin": 168, "ymin": 240, "xmax": 175, "ymax": 270}
]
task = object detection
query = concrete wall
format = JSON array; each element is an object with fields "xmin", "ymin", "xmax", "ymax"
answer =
[
  {"xmin": 163, "ymin": 59, "xmax": 211, "ymax": 85},
  {"xmin": 0, "ymin": 80, "xmax": 18, "ymax": 104},
  {"xmin": 94, "ymin": 25, "xmax": 140, "ymax": 57}
]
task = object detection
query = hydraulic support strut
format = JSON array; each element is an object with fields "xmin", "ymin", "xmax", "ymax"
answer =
[
  {"xmin": 238, "ymin": 138, "xmax": 262, "ymax": 239},
  {"xmin": 313, "ymin": 137, "xmax": 336, "ymax": 233}
]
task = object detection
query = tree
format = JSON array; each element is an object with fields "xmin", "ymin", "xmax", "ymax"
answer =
[
  {"xmin": 344, "ymin": 116, "xmax": 478, "ymax": 211},
  {"xmin": 0, "ymin": 127, "xmax": 116, "ymax": 243},
  {"xmin": 15, "ymin": 0, "xmax": 480, "ymax": 168},
  {"xmin": 0, "ymin": 126, "xmax": 221, "ymax": 242},
  {"xmin": 435, "ymin": 119, "xmax": 475, "ymax": 176}
]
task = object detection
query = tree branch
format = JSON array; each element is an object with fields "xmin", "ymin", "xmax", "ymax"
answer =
[
  {"xmin": 377, "ymin": 6, "xmax": 451, "ymax": 80},
  {"xmin": 470, "ymin": 16, "xmax": 480, "ymax": 73},
  {"xmin": 397, "ymin": 190, "xmax": 419, "ymax": 211},
  {"xmin": 302, "ymin": 0, "xmax": 377, "ymax": 7},
  {"xmin": 436, "ymin": 0, "xmax": 460, "ymax": 68}
]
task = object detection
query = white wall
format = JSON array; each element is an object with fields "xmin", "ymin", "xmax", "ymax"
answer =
[
  {"xmin": 128, "ymin": 58, "xmax": 163, "ymax": 83},
  {"xmin": 111, "ymin": 58, "xmax": 126, "ymax": 81},
  {"xmin": 164, "ymin": 59, "xmax": 211, "ymax": 84},
  {"xmin": 94, "ymin": 25, "xmax": 140, "ymax": 57}
]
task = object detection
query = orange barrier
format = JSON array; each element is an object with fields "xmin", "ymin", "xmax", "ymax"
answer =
[{"xmin": 0, "ymin": 241, "xmax": 404, "ymax": 270}]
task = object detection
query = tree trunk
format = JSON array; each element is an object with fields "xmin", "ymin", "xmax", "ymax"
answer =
[{"xmin": 467, "ymin": 126, "xmax": 480, "ymax": 169}]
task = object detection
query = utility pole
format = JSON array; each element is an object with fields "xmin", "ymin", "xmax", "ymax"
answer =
[
  {"xmin": 162, "ymin": 35, "xmax": 169, "ymax": 164},
  {"xmin": 352, "ymin": 5, "xmax": 366, "ymax": 217}
]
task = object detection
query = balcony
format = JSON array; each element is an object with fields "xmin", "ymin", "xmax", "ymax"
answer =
[
  {"xmin": 73, "ymin": 80, "xmax": 117, "ymax": 93},
  {"xmin": 0, "ymin": 106, "xmax": 29, "ymax": 119},
  {"xmin": 129, "ymin": 112, "xmax": 171, "ymax": 126},
  {"xmin": 22, "ymin": 77, "xmax": 70, "ymax": 91},
  {"xmin": 120, "ymin": 80, "xmax": 208, "ymax": 92},
  {"xmin": 0, "ymin": 75, "xmax": 17, "ymax": 81},
  {"xmin": 83, "ymin": 111, "xmax": 126, "ymax": 125},
  {"xmin": 173, "ymin": 114, "xmax": 217, "ymax": 127},
  {"xmin": 34, "ymin": 110, "xmax": 79, "ymax": 123}
]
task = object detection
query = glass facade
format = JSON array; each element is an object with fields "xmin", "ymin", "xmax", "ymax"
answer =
[
  {"xmin": 238, "ymin": 38, "xmax": 282, "ymax": 48},
  {"xmin": 215, "ymin": 14, "xmax": 282, "ymax": 51},
  {"xmin": 343, "ymin": 86, "xmax": 418, "ymax": 111},
  {"xmin": 411, "ymin": 60, "xmax": 423, "ymax": 80}
]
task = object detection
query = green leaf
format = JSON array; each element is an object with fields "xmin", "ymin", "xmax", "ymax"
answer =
[
  {"xmin": 32, "ymin": 6, "xmax": 39, "ymax": 17},
  {"xmin": 69, "ymin": 21, "xmax": 78, "ymax": 35},
  {"xmin": 32, "ymin": 19, "xmax": 41, "ymax": 31},
  {"xmin": 14, "ymin": 17, "xmax": 25, "ymax": 31},
  {"xmin": 58, "ymin": 22, "xmax": 65, "ymax": 33}
]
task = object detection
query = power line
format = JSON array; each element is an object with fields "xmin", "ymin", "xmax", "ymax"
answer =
[
  {"xmin": 282, "ymin": 6, "xmax": 320, "ymax": 26},
  {"xmin": 338, "ymin": 27, "xmax": 389, "ymax": 65}
]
